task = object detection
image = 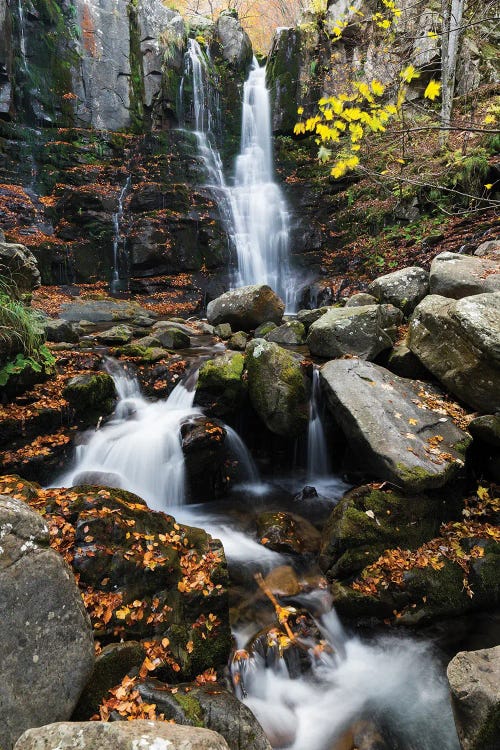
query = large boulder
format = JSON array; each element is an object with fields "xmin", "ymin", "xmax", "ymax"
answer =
[
  {"xmin": 265, "ymin": 320, "xmax": 305, "ymax": 345},
  {"xmin": 0, "ymin": 240, "xmax": 41, "ymax": 294},
  {"xmin": 0, "ymin": 495, "xmax": 94, "ymax": 750},
  {"xmin": 307, "ymin": 304, "xmax": 403, "ymax": 360},
  {"xmin": 43, "ymin": 318, "xmax": 79, "ymax": 344},
  {"xmin": 447, "ymin": 645, "xmax": 500, "ymax": 750},
  {"xmin": 137, "ymin": 682, "xmax": 272, "ymax": 750},
  {"xmin": 408, "ymin": 293, "xmax": 500, "ymax": 413},
  {"xmin": 14, "ymin": 722, "xmax": 230, "ymax": 750},
  {"xmin": 368, "ymin": 266, "xmax": 429, "ymax": 315},
  {"xmin": 215, "ymin": 12, "xmax": 253, "ymax": 70},
  {"xmin": 429, "ymin": 252, "xmax": 500, "ymax": 299},
  {"xmin": 245, "ymin": 339, "xmax": 309, "ymax": 437},
  {"xmin": 320, "ymin": 359, "xmax": 471, "ymax": 492},
  {"xmin": 63, "ymin": 373, "xmax": 117, "ymax": 420},
  {"xmin": 474, "ymin": 240, "xmax": 500, "ymax": 261},
  {"xmin": 207, "ymin": 285, "xmax": 284, "ymax": 331}
]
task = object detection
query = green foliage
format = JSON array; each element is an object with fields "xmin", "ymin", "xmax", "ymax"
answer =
[
  {"xmin": 0, "ymin": 284, "xmax": 45, "ymax": 358},
  {"xmin": 0, "ymin": 346, "xmax": 55, "ymax": 387},
  {"xmin": 446, "ymin": 147, "xmax": 490, "ymax": 196}
]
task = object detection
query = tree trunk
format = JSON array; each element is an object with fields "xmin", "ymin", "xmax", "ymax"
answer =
[{"xmin": 440, "ymin": 0, "xmax": 465, "ymax": 145}]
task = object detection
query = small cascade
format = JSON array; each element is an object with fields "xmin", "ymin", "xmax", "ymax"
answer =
[
  {"xmin": 58, "ymin": 362, "xmax": 201, "ymax": 509},
  {"xmin": 231, "ymin": 607, "xmax": 460, "ymax": 750},
  {"xmin": 224, "ymin": 425, "xmax": 260, "ymax": 484},
  {"xmin": 17, "ymin": 0, "xmax": 28, "ymax": 72},
  {"xmin": 181, "ymin": 42, "xmax": 295, "ymax": 310},
  {"xmin": 110, "ymin": 175, "xmax": 131, "ymax": 293},
  {"xmin": 306, "ymin": 368, "xmax": 330, "ymax": 480}
]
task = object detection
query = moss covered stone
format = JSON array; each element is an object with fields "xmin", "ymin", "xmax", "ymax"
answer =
[
  {"xmin": 63, "ymin": 373, "xmax": 117, "ymax": 418},
  {"xmin": 195, "ymin": 352, "xmax": 245, "ymax": 418},
  {"xmin": 245, "ymin": 339, "xmax": 309, "ymax": 437}
]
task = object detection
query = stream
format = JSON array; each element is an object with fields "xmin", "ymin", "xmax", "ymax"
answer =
[{"xmin": 53, "ymin": 358, "xmax": 460, "ymax": 750}]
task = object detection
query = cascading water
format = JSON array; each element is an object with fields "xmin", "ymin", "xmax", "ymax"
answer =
[
  {"xmin": 57, "ymin": 361, "xmax": 201, "ymax": 509},
  {"xmin": 307, "ymin": 368, "xmax": 330, "ymax": 480},
  {"xmin": 17, "ymin": 0, "xmax": 28, "ymax": 71},
  {"xmin": 110, "ymin": 175, "xmax": 131, "ymax": 293},
  {"xmin": 233, "ymin": 606, "xmax": 460, "ymax": 750},
  {"xmin": 181, "ymin": 41, "xmax": 295, "ymax": 310}
]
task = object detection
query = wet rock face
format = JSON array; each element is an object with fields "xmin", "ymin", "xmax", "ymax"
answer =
[
  {"xmin": 447, "ymin": 645, "xmax": 500, "ymax": 750},
  {"xmin": 181, "ymin": 417, "xmax": 228, "ymax": 502},
  {"xmin": 320, "ymin": 359, "xmax": 470, "ymax": 492},
  {"xmin": 0, "ymin": 0, "xmax": 12, "ymax": 115},
  {"xmin": 14, "ymin": 722, "xmax": 230, "ymax": 750},
  {"xmin": 408, "ymin": 293, "xmax": 500, "ymax": 413},
  {"xmin": 0, "ymin": 494, "xmax": 94, "ymax": 750}
]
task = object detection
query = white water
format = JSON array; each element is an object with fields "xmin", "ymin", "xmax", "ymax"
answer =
[
  {"xmin": 234, "ymin": 608, "xmax": 460, "ymax": 750},
  {"xmin": 110, "ymin": 175, "xmax": 131, "ymax": 293},
  {"xmin": 17, "ymin": 0, "xmax": 28, "ymax": 71},
  {"xmin": 307, "ymin": 368, "xmax": 330, "ymax": 480},
  {"xmin": 57, "ymin": 361, "xmax": 201, "ymax": 509},
  {"xmin": 181, "ymin": 41, "xmax": 295, "ymax": 310}
]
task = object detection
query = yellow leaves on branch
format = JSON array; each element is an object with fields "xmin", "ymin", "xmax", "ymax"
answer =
[
  {"xmin": 400, "ymin": 65, "xmax": 420, "ymax": 83},
  {"xmin": 424, "ymin": 80, "xmax": 441, "ymax": 101}
]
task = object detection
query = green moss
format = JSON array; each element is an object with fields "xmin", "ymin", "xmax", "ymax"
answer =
[
  {"xmin": 174, "ymin": 693, "xmax": 204, "ymax": 727},
  {"xmin": 395, "ymin": 461, "xmax": 459, "ymax": 491},
  {"xmin": 127, "ymin": 0, "xmax": 146, "ymax": 132}
]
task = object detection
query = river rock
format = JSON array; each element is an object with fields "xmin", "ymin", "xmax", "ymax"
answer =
[
  {"xmin": 245, "ymin": 339, "xmax": 309, "ymax": 437},
  {"xmin": 207, "ymin": 285, "xmax": 285, "ymax": 331},
  {"xmin": 387, "ymin": 342, "xmax": 429, "ymax": 379},
  {"xmin": 59, "ymin": 299, "xmax": 154, "ymax": 323},
  {"xmin": 43, "ymin": 318, "xmax": 79, "ymax": 344},
  {"xmin": 137, "ymin": 682, "xmax": 272, "ymax": 750},
  {"xmin": 408, "ymin": 293, "xmax": 500, "ymax": 412},
  {"xmin": 345, "ymin": 293, "xmax": 378, "ymax": 307},
  {"xmin": 14, "ymin": 722, "xmax": 230, "ymax": 750},
  {"xmin": 429, "ymin": 252, "xmax": 500, "ymax": 298},
  {"xmin": 214, "ymin": 322, "xmax": 232, "ymax": 339},
  {"xmin": 319, "ymin": 485, "xmax": 456, "ymax": 580},
  {"xmin": 296, "ymin": 307, "xmax": 329, "ymax": 328},
  {"xmin": 96, "ymin": 324, "xmax": 133, "ymax": 345},
  {"xmin": 468, "ymin": 415, "xmax": 500, "ymax": 448},
  {"xmin": 0, "ymin": 240, "xmax": 41, "ymax": 294},
  {"xmin": 256, "ymin": 510, "xmax": 321, "ymax": 555},
  {"xmin": 320, "ymin": 359, "xmax": 470, "ymax": 491},
  {"xmin": 195, "ymin": 352, "xmax": 245, "ymax": 418},
  {"xmin": 63, "ymin": 373, "xmax": 117, "ymax": 419},
  {"xmin": 447, "ymin": 645, "xmax": 500, "ymax": 750},
  {"xmin": 367, "ymin": 266, "xmax": 429, "ymax": 315},
  {"xmin": 265, "ymin": 320, "xmax": 306, "ymax": 345},
  {"xmin": 216, "ymin": 12, "xmax": 253, "ymax": 70},
  {"xmin": 0, "ymin": 495, "xmax": 94, "ymax": 750},
  {"xmin": 307, "ymin": 304, "xmax": 403, "ymax": 360},
  {"xmin": 255, "ymin": 321, "xmax": 277, "ymax": 337},
  {"xmin": 227, "ymin": 331, "xmax": 248, "ymax": 351},
  {"xmin": 474, "ymin": 239, "xmax": 500, "ymax": 261},
  {"xmin": 155, "ymin": 326, "xmax": 190, "ymax": 349},
  {"xmin": 180, "ymin": 417, "xmax": 227, "ymax": 502}
]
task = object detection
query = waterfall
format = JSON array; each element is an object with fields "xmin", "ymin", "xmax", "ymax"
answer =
[
  {"xmin": 17, "ymin": 0, "xmax": 28, "ymax": 71},
  {"xmin": 110, "ymin": 175, "xmax": 131, "ymax": 293},
  {"xmin": 57, "ymin": 362, "xmax": 201, "ymax": 509},
  {"xmin": 307, "ymin": 368, "xmax": 330, "ymax": 480},
  {"xmin": 230, "ymin": 63, "xmax": 294, "ymax": 310},
  {"xmin": 181, "ymin": 41, "xmax": 295, "ymax": 310}
]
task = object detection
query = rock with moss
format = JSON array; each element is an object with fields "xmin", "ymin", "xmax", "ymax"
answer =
[
  {"xmin": 296, "ymin": 307, "xmax": 329, "ymax": 330},
  {"xmin": 319, "ymin": 485, "xmax": 456, "ymax": 580},
  {"xmin": 43, "ymin": 318, "xmax": 79, "ymax": 344},
  {"xmin": 14, "ymin": 722, "xmax": 230, "ymax": 750},
  {"xmin": 447, "ymin": 645, "xmax": 500, "ymax": 750},
  {"xmin": 214, "ymin": 323, "xmax": 232, "ymax": 339},
  {"xmin": 215, "ymin": 12, "xmax": 253, "ymax": 71},
  {"xmin": 345, "ymin": 293, "xmax": 378, "ymax": 308},
  {"xmin": 63, "ymin": 373, "xmax": 117, "ymax": 419},
  {"xmin": 0, "ymin": 240, "xmax": 41, "ymax": 295},
  {"xmin": 266, "ymin": 27, "xmax": 302, "ymax": 132},
  {"xmin": 245, "ymin": 339, "xmax": 309, "ymax": 437},
  {"xmin": 265, "ymin": 320, "xmax": 306, "ymax": 345},
  {"xmin": 195, "ymin": 352, "xmax": 245, "ymax": 418},
  {"xmin": 429, "ymin": 252, "xmax": 500, "ymax": 299},
  {"xmin": 113, "ymin": 344, "xmax": 167, "ymax": 363},
  {"xmin": 207, "ymin": 285, "xmax": 284, "ymax": 331},
  {"xmin": 408, "ymin": 293, "xmax": 500, "ymax": 413},
  {"xmin": 96, "ymin": 325, "xmax": 134, "ymax": 345},
  {"xmin": 227, "ymin": 331, "xmax": 248, "ymax": 351},
  {"xmin": 155, "ymin": 326, "xmax": 190, "ymax": 349},
  {"xmin": 137, "ymin": 681, "xmax": 271, "ymax": 750},
  {"xmin": 368, "ymin": 267, "xmax": 429, "ymax": 316},
  {"xmin": 307, "ymin": 304, "xmax": 403, "ymax": 360},
  {"xmin": 320, "ymin": 359, "xmax": 471, "ymax": 492},
  {"xmin": 254, "ymin": 321, "xmax": 277, "ymax": 337}
]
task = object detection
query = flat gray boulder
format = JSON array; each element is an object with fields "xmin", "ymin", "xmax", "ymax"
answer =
[
  {"xmin": 307, "ymin": 304, "xmax": 403, "ymax": 360},
  {"xmin": 474, "ymin": 239, "xmax": 500, "ymax": 260},
  {"xmin": 408, "ymin": 293, "xmax": 500, "ymax": 412},
  {"xmin": 0, "ymin": 240, "xmax": 41, "ymax": 293},
  {"xmin": 320, "ymin": 359, "xmax": 470, "ymax": 492},
  {"xmin": 0, "ymin": 495, "xmax": 94, "ymax": 750},
  {"xmin": 447, "ymin": 645, "xmax": 500, "ymax": 750},
  {"xmin": 60, "ymin": 299, "xmax": 154, "ymax": 323},
  {"xmin": 429, "ymin": 252, "xmax": 500, "ymax": 299},
  {"xmin": 368, "ymin": 266, "xmax": 429, "ymax": 315},
  {"xmin": 14, "ymin": 722, "xmax": 230, "ymax": 750},
  {"xmin": 207, "ymin": 285, "xmax": 284, "ymax": 331}
]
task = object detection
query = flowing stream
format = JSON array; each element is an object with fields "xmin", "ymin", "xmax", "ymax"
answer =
[
  {"xmin": 55, "ymin": 355, "xmax": 459, "ymax": 749},
  {"xmin": 110, "ymin": 176, "xmax": 131, "ymax": 293},
  {"xmin": 181, "ymin": 41, "xmax": 295, "ymax": 310}
]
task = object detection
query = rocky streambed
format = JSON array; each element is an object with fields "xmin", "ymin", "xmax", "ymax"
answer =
[{"xmin": 0, "ymin": 236, "xmax": 499, "ymax": 750}]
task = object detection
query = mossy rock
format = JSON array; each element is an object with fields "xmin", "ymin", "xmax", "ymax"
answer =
[
  {"xmin": 114, "ymin": 344, "xmax": 168, "ymax": 363},
  {"xmin": 63, "ymin": 373, "xmax": 117, "ymax": 419},
  {"xmin": 245, "ymin": 339, "xmax": 309, "ymax": 437},
  {"xmin": 195, "ymin": 352, "xmax": 245, "ymax": 418}
]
